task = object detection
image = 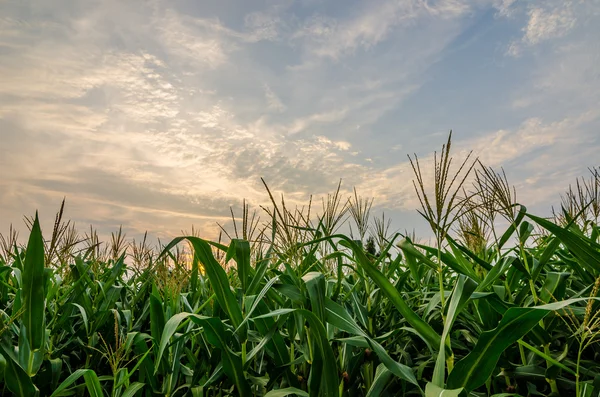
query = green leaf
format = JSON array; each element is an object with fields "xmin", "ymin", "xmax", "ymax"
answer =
[
  {"xmin": 155, "ymin": 312, "xmax": 251, "ymax": 397},
  {"xmin": 155, "ymin": 312, "xmax": 207, "ymax": 372},
  {"xmin": 527, "ymin": 213, "xmax": 600, "ymax": 274},
  {"xmin": 229, "ymin": 239, "xmax": 252, "ymax": 293},
  {"xmin": 425, "ymin": 382, "xmax": 466, "ymax": 397},
  {"xmin": 245, "ymin": 298, "xmax": 293, "ymax": 375},
  {"xmin": 348, "ymin": 288, "xmax": 369, "ymax": 330},
  {"xmin": 498, "ymin": 205, "xmax": 526, "ymax": 249},
  {"xmin": 324, "ymin": 297, "xmax": 419, "ymax": 386},
  {"xmin": 149, "ymin": 286, "xmax": 165, "ymax": 348},
  {"xmin": 397, "ymin": 238, "xmax": 438, "ymax": 272},
  {"xmin": 335, "ymin": 336, "xmax": 370, "ymax": 348},
  {"xmin": 518, "ymin": 221, "xmax": 534, "ymax": 245},
  {"xmin": 22, "ymin": 212, "xmax": 46, "ymax": 351},
  {"xmin": 477, "ymin": 256, "xmax": 515, "ymax": 292},
  {"xmin": 400, "ymin": 238, "xmax": 424, "ymax": 287},
  {"xmin": 447, "ymin": 298, "xmax": 600, "ymax": 391},
  {"xmin": 71, "ymin": 303, "xmax": 89, "ymax": 335},
  {"xmin": 201, "ymin": 317, "xmax": 251, "ymax": 397},
  {"xmin": 50, "ymin": 369, "xmax": 90, "ymax": 397},
  {"xmin": 190, "ymin": 252, "xmax": 200, "ymax": 296},
  {"xmin": 0, "ymin": 348, "xmax": 38, "ymax": 397},
  {"xmin": 264, "ymin": 387, "xmax": 310, "ymax": 397},
  {"xmin": 121, "ymin": 382, "xmax": 146, "ymax": 397},
  {"xmin": 114, "ymin": 337, "xmax": 153, "ymax": 389},
  {"xmin": 253, "ymin": 308, "xmax": 339, "ymax": 397},
  {"xmin": 160, "ymin": 237, "xmax": 245, "ymax": 336},
  {"xmin": 236, "ymin": 276, "xmax": 279, "ymax": 333},
  {"xmin": 516, "ymin": 339, "xmax": 576, "ymax": 376},
  {"xmin": 303, "ymin": 272, "xmax": 326, "ymax": 324},
  {"xmin": 366, "ymin": 364, "xmax": 394, "ymax": 397},
  {"xmin": 418, "ymin": 241, "xmax": 478, "ymax": 280},
  {"xmin": 274, "ymin": 283, "xmax": 304, "ymax": 304},
  {"xmin": 539, "ymin": 272, "xmax": 570, "ymax": 303},
  {"xmin": 433, "ymin": 275, "xmax": 476, "ymax": 387},
  {"xmin": 337, "ymin": 236, "xmax": 442, "ymax": 350},
  {"xmin": 446, "ymin": 235, "xmax": 492, "ymax": 271},
  {"xmin": 18, "ymin": 324, "xmax": 43, "ymax": 376},
  {"xmin": 83, "ymin": 370, "xmax": 104, "ymax": 397},
  {"xmin": 48, "ymin": 357, "xmax": 63, "ymax": 390},
  {"xmin": 247, "ymin": 255, "xmax": 272, "ymax": 296},
  {"xmin": 531, "ymin": 237, "xmax": 561, "ymax": 282}
]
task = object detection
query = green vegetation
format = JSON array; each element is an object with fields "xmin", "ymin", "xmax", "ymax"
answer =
[{"xmin": 1, "ymin": 134, "xmax": 599, "ymax": 396}]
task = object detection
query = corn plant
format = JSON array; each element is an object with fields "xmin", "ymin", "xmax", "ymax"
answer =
[{"xmin": 1, "ymin": 140, "xmax": 600, "ymax": 397}]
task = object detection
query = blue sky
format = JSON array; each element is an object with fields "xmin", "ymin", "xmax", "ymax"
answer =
[{"xmin": 1, "ymin": 0, "xmax": 599, "ymax": 241}]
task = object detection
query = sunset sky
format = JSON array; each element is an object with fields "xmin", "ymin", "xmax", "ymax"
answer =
[{"xmin": 1, "ymin": 0, "xmax": 599, "ymax": 241}]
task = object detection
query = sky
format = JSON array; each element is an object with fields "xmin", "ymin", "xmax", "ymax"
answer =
[{"xmin": 1, "ymin": 0, "xmax": 599, "ymax": 243}]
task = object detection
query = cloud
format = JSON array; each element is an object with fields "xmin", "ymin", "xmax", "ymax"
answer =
[
  {"xmin": 493, "ymin": 0, "xmax": 518, "ymax": 17},
  {"xmin": 507, "ymin": 2, "xmax": 576, "ymax": 56},
  {"xmin": 1, "ymin": 0, "xmax": 598, "ymax": 242},
  {"xmin": 472, "ymin": 110, "xmax": 598, "ymax": 167},
  {"xmin": 293, "ymin": 0, "xmax": 472, "ymax": 60},
  {"xmin": 286, "ymin": 109, "xmax": 349, "ymax": 135},
  {"xmin": 508, "ymin": 5, "xmax": 600, "ymax": 112},
  {"xmin": 293, "ymin": 2, "xmax": 414, "ymax": 59},
  {"xmin": 244, "ymin": 8, "xmax": 287, "ymax": 42},
  {"xmin": 356, "ymin": 109, "xmax": 600, "ymax": 211},
  {"xmin": 422, "ymin": 0, "xmax": 473, "ymax": 18},
  {"xmin": 157, "ymin": 11, "xmax": 233, "ymax": 68},
  {"xmin": 264, "ymin": 84, "xmax": 287, "ymax": 112},
  {"xmin": 523, "ymin": 6, "xmax": 576, "ymax": 45},
  {"xmin": 157, "ymin": 3, "xmax": 290, "ymax": 68},
  {"xmin": 316, "ymin": 136, "xmax": 352, "ymax": 151}
]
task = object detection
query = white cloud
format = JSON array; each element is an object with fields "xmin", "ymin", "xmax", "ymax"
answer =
[
  {"xmin": 523, "ymin": 6, "xmax": 576, "ymax": 45},
  {"xmin": 316, "ymin": 136, "xmax": 352, "ymax": 151},
  {"xmin": 356, "ymin": 110, "xmax": 599, "ymax": 211},
  {"xmin": 507, "ymin": 2, "xmax": 576, "ymax": 56},
  {"xmin": 510, "ymin": 20, "xmax": 600, "ymax": 111},
  {"xmin": 286, "ymin": 109, "xmax": 349, "ymax": 135},
  {"xmin": 0, "ymin": 0, "xmax": 490, "ymax": 228},
  {"xmin": 244, "ymin": 9, "xmax": 286, "ymax": 42},
  {"xmin": 422, "ymin": 0, "xmax": 472, "ymax": 18},
  {"xmin": 292, "ymin": 0, "xmax": 477, "ymax": 61},
  {"xmin": 264, "ymin": 85, "xmax": 287, "ymax": 112},
  {"xmin": 1, "ymin": 0, "xmax": 598, "ymax": 241},
  {"xmin": 493, "ymin": 0, "xmax": 518, "ymax": 17},
  {"xmin": 295, "ymin": 1, "xmax": 422, "ymax": 60},
  {"xmin": 158, "ymin": 11, "xmax": 233, "ymax": 68}
]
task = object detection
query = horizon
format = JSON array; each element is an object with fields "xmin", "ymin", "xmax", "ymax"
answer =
[{"xmin": 1, "ymin": 0, "xmax": 599, "ymax": 242}]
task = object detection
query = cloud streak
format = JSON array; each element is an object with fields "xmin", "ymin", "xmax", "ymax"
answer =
[{"xmin": 1, "ymin": 0, "xmax": 598, "ymax": 240}]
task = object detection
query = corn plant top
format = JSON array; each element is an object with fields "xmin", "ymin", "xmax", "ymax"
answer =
[{"xmin": 1, "ymin": 156, "xmax": 599, "ymax": 397}]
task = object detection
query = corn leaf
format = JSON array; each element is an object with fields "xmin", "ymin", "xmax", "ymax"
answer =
[{"xmin": 22, "ymin": 213, "xmax": 45, "ymax": 351}]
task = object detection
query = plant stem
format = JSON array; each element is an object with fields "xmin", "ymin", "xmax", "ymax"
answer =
[
  {"xmin": 242, "ymin": 341, "xmax": 247, "ymax": 365},
  {"xmin": 437, "ymin": 234, "xmax": 446, "ymax": 320},
  {"xmin": 576, "ymin": 341, "xmax": 584, "ymax": 397}
]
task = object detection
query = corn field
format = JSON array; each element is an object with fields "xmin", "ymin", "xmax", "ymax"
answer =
[{"xmin": 1, "ymin": 136, "xmax": 599, "ymax": 397}]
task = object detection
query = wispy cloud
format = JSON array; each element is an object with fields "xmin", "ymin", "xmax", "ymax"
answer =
[
  {"xmin": 158, "ymin": 11, "xmax": 234, "ymax": 68},
  {"xmin": 493, "ymin": 0, "xmax": 517, "ymax": 17},
  {"xmin": 507, "ymin": 2, "xmax": 577, "ymax": 56},
  {"xmin": 292, "ymin": 0, "xmax": 473, "ymax": 61},
  {"xmin": 264, "ymin": 84, "xmax": 287, "ymax": 112},
  {"xmin": 1, "ymin": 0, "xmax": 598, "ymax": 240},
  {"xmin": 244, "ymin": 8, "xmax": 288, "ymax": 42},
  {"xmin": 355, "ymin": 108, "xmax": 600, "ymax": 212}
]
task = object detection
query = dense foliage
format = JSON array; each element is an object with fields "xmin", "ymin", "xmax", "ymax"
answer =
[{"xmin": 1, "ymin": 137, "xmax": 599, "ymax": 397}]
